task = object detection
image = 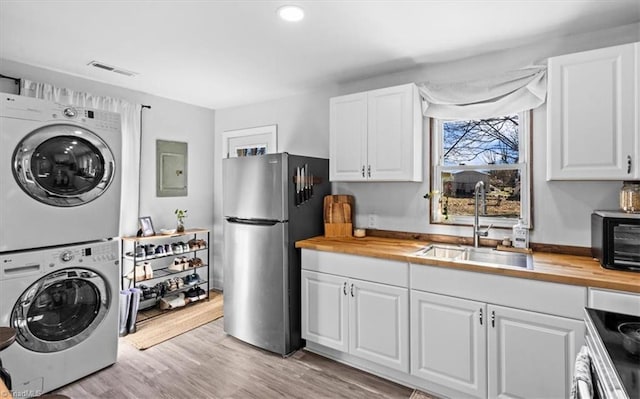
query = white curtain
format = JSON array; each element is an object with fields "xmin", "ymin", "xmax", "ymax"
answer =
[
  {"xmin": 20, "ymin": 79, "xmax": 142, "ymax": 237},
  {"xmin": 417, "ymin": 66, "xmax": 547, "ymax": 119}
]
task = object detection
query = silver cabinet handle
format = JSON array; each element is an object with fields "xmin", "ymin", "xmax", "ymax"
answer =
[
  {"xmin": 343, "ymin": 282, "xmax": 347, "ymax": 296},
  {"xmin": 479, "ymin": 308, "xmax": 483, "ymax": 325},
  {"xmin": 350, "ymin": 283, "xmax": 354, "ymax": 297},
  {"xmin": 361, "ymin": 165, "xmax": 365, "ymax": 178},
  {"xmin": 628, "ymin": 155, "xmax": 632, "ymax": 174},
  {"xmin": 367, "ymin": 165, "xmax": 371, "ymax": 178}
]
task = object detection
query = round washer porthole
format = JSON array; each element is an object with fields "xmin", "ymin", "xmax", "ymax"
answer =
[
  {"xmin": 10, "ymin": 268, "xmax": 110, "ymax": 353},
  {"xmin": 12, "ymin": 124, "xmax": 116, "ymax": 207}
]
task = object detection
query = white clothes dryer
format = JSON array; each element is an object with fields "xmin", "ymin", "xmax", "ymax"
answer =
[
  {"xmin": 0, "ymin": 94, "xmax": 122, "ymax": 252},
  {"xmin": 0, "ymin": 240, "xmax": 119, "ymax": 396}
]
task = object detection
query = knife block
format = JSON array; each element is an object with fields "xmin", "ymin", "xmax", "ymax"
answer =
[{"xmin": 324, "ymin": 195, "xmax": 354, "ymax": 238}]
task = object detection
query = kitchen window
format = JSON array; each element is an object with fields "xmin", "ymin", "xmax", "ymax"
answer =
[{"xmin": 430, "ymin": 111, "xmax": 531, "ymax": 228}]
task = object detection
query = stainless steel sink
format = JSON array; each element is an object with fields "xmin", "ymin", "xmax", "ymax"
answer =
[
  {"xmin": 415, "ymin": 244, "xmax": 466, "ymax": 260},
  {"xmin": 414, "ymin": 245, "xmax": 532, "ymax": 269},
  {"xmin": 461, "ymin": 247, "xmax": 532, "ymax": 269}
]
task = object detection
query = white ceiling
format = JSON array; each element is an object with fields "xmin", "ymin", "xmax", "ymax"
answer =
[{"xmin": 1, "ymin": 0, "xmax": 638, "ymax": 110}]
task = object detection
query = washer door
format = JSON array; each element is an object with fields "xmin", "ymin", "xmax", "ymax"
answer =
[
  {"xmin": 10, "ymin": 268, "xmax": 110, "ymax": 353},
  {"xmin": 12, "ymin": 124, "xmax": 116, "ymax": 207}
]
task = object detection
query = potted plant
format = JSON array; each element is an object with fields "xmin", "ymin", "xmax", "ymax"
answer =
[{"xmin": 175, "ymin": 209, "xmax": 188, "ymax": 232}]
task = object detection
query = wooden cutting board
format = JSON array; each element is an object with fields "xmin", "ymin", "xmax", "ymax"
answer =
[{"xmin": 324, "ymin": 195, "xmax": 354, "ymax": 237}]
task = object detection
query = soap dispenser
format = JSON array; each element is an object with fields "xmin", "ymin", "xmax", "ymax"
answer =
[{"xmin": 512, "ymin": 218, "xmax": 529, "ymax": 249}]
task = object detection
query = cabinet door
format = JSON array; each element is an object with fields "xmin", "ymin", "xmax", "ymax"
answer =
[
  {"xmin": 301, "ymin": 270, "xmax": 348, "ymax": 352},
  {"xmin": 349, "ymin": 278, "xmax": 409, "ymax": 372},
  {"xmin": 547, "ymin": 43, "xmax": 637, "ymax": 180},
  {"xmin": 411, "ymin": 291, "xmax": 487, "ymax": 399},
  {"xmin": 367, "ymin": 84, "xmax": 422, "ymax": 181},
  {"xmin": 488, "ymin": 305, "xmax": 585, "ymax": 399},
  {"xmin": 329, "ymin": 92, "xmax": 368, "ymax": 181}
]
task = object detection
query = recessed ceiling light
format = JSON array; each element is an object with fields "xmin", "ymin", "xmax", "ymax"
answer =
[{"xmin": 277, "ymin": 5, "xmax": 304, "ymax": 22}]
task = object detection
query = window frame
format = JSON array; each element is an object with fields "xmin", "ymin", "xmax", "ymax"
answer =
[{"xmin": 430, "ymin": 111, "xmax": 532, "ymax": 229}]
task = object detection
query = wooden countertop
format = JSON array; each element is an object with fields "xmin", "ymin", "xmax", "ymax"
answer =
[{"xmin": 295, "ymin": 236, "xmax": 640, "ymax": 293}]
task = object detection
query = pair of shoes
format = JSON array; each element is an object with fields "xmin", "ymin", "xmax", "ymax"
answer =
[
  {"xmin": 155, "ymin": 245, "xmax": 165, "ymax": 257},
  {"xmin": 186, "ymin": 286, "xmax": 207, "ymax": 301},
  {"xmin": 175, "ymin": 241, "xmax": 189, "ymax": 252},
  {"xmin": 168, "ymin": 262, "xmax": 183, "ymax": 272},
  {"xmin": 188, "ymin": 257, "xmax": 203, "ymax": 268},
  {"xmin": 144, "ymin": 244, "xmax": 156, "ymax": 259},
  {"xmin": 126, "ymin": 264, "xmax": 148, "ymax": 282},
  {"xmin": 160, "ymin": 293, "xmax": 186, "ymax": 310},
  {"xmin": 171, "ymin": 243, "xmax": 184, "ymax": 254},
  {"xmin": 187, "ymin": 239, "xmax": 207, "ymax": 250},
  {"xmin": 183, "ymin": 273, "xmax": 200, "ymax": 285},
  {"xmin": 164, "ymin": 244, "xmax": 174, "ymax": 256}
]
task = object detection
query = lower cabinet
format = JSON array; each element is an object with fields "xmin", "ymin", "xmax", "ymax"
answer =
[
  {"xmin": 302, "ymin": 269, "xmax": 410, "ymax": 372},
  {"xmin": 411, "ymin": 290, "xmax": 585, "ymax": 399}
]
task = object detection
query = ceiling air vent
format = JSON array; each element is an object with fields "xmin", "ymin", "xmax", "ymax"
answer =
[{"xmin": 87, "ymin": 61, "xmax": 138, "ymax": 77}]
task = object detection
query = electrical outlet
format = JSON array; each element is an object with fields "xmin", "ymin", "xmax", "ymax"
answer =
[{"xmin": 368, "ymin": 214, "xmax": 377, "ymax": 228}]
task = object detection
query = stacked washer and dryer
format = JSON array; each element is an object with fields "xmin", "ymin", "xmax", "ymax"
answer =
[{"xmin": 0, "ymin": 93, "xmax": 122, "ymax": 396}]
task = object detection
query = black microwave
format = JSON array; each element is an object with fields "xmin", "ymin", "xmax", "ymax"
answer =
[{"xmin": 591, "ymin": 211, "xmax": 640, "ymax": 272}]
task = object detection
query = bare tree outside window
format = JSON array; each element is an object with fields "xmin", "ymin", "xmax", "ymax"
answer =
[{"xmin": 432, "ymin": 113, "xmax": 530, "ymax": 226}]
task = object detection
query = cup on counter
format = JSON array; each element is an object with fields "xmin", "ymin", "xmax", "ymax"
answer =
[{"xmin": 354, "ymin": 228, "xmax": 366, "ymax": 238}]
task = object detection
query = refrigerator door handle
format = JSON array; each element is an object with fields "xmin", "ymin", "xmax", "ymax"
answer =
[{"xmin": 225, "ymin": 217, "xmax": 281, "ymax": 226}]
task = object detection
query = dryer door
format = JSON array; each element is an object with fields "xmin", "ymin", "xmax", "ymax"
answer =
[
  {"xmin": 12, "ymin": 124, "xmax": 116, "ymax": 207},
  {"xmin": 10, "ymin": 268, "xmax": 110, "ymax": 353}
]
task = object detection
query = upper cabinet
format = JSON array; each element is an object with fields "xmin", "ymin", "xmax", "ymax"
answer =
[
  {"xmin": 330, "ymin": 83, "xmax": 423, "ymax": 182},
  {"xmin": 547, "ymin": 42, "xmax": 639, "ymax": 180}
]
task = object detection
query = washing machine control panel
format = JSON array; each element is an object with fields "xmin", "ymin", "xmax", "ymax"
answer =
[{"xmin": 48, "ymin": 242, "xmax": 118, "ymax": 267}]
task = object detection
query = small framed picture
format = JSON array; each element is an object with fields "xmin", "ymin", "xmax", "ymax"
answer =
[{"xmin": 139, "ymin": 216, "xmax": 155, "ymax": 237}]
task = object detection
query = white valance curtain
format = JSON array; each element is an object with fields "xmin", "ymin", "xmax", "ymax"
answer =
[
  {"xmin": 417, "ymin": 66, "xmax": 547, "ymax": 119},
  {"xmin": 20, "ymin": 79, "xmax": 142, "ymax": 236}
]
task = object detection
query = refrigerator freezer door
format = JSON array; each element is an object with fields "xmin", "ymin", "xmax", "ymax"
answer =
[
  {"xmin": 223, "ymin": 218, "xmax": 290, "ymax": 355},
  {"xmin": 222, "ymin": 153, "xmax": 287, "ymax": 220}
]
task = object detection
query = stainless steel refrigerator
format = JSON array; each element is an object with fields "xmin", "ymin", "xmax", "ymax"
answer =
[{"xmin": 222, "ymin": 152, "xmax": 330, "ymax": 356}]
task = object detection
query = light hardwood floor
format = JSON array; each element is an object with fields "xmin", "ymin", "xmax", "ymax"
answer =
[{"xmin": 52, "ymin": 317, "xmax": 426, "ymax": 398}]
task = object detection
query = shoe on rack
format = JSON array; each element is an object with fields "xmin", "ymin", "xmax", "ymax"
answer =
[
  {"xmin": 143, "ymin": 262, "xmax": 154, "ymax": 280},
  {"xmin": 155, "ymin": 245, "xmax": 165, "ymax": 257},
  {"xmin": 175, "ymin": 277, "xmax": 185, "ymax": 290},
  {"xmin": 168, "ymin": 263, "xmax": 183, "ymax": 272},
  {"xmin": 189, "ymin": 257, "xmax": 203, "ymax": 268},
  {"xmin": 145, "ymin": 244, "xmax": 156, "ymax": 259},
  {"xmin": 166, "ymin": 278, "xmax": 178, "ymax": 291},
  {"xmin": 126, "ymin": 264, "xmax": 146, "ymax": 281},
  {"xmin": 196, "ymin": 287, "xmax": 207, "ymax": 300},
  {"xmin": 172, "ymin": 243, "xmax": 183, "ymax": 254},
  {"xmin": 164, "ymin": 244, "xmax": 173, "ymax": 256},
  {"xmin": 135, "ymin": 245, "xmax": 146, "ymax": 260}
]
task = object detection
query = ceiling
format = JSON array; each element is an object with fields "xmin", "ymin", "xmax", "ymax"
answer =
[{"xmin": 1, "ymin": 1, "xmax": 638, "ymax": 110}]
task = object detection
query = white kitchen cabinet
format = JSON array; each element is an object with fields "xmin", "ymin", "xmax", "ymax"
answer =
[
  {"xmin": 488, "ymin": 305, "xmax": 585, "ymax": 399},
  {"xmin": 410, "ymin": 290, "xmax": 584, "ymax": 399},
  {"xmin": 329, "ymin": 83, "xmax": 422, "ymax": 182},
  {"xmin": 301, "ymin": 269, "xmax": 410, "ymax": 372},
  {"xmin": 411, "ymin": 290, "xmax": 487, "ymax": 399},
  {"xmin": 547, "ymin": 42, "xmax": 639, "ymax": 180},
  {"xmin": 410, "ymin": 264, "xmax": 586, "ymax": 399},
  {"xmin": 301, "ymin": 270, "xmax": 348, "ymax": 352}
]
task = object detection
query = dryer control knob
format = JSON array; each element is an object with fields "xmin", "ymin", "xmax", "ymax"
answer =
[
  {"xmin": 60, "ymin": 251, "xmax": 74, "ymax": 262},
  {"xmin": 63, "ymin": 107, "xmax": 77, "ymax": 118}
]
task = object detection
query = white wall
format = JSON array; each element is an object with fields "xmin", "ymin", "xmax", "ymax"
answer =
[
  {"xmin": 213, "ymin": 21, "xmax": 640, "ymax": 288},
  {"xmin": 0, "ymin": 59, "xmax": 216, "ymax": 283}
]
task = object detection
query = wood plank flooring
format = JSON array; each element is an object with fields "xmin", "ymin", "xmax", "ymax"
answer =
[{"xmin": 52, "ymin": 317, "xmax": 433, "ymax": 398}]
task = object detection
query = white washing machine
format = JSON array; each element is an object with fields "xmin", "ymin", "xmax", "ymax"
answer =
[
  {"xmin": 0, "ymin": 93, "xmax": 122, "ymax": 252},
  {"xmin": 0, "ymin": 240, "xmax": 119, "ymax": 396}
]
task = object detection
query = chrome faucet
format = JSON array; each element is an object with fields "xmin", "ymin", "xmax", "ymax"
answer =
[{"xmin": 474, "ymin": 181, "xmax": 492, "ymax": 247}]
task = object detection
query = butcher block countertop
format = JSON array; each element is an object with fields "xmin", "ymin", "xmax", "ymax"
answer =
[{"xmin": 295, "ymin": 236, "xmax": 640, "ymax": 293}]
